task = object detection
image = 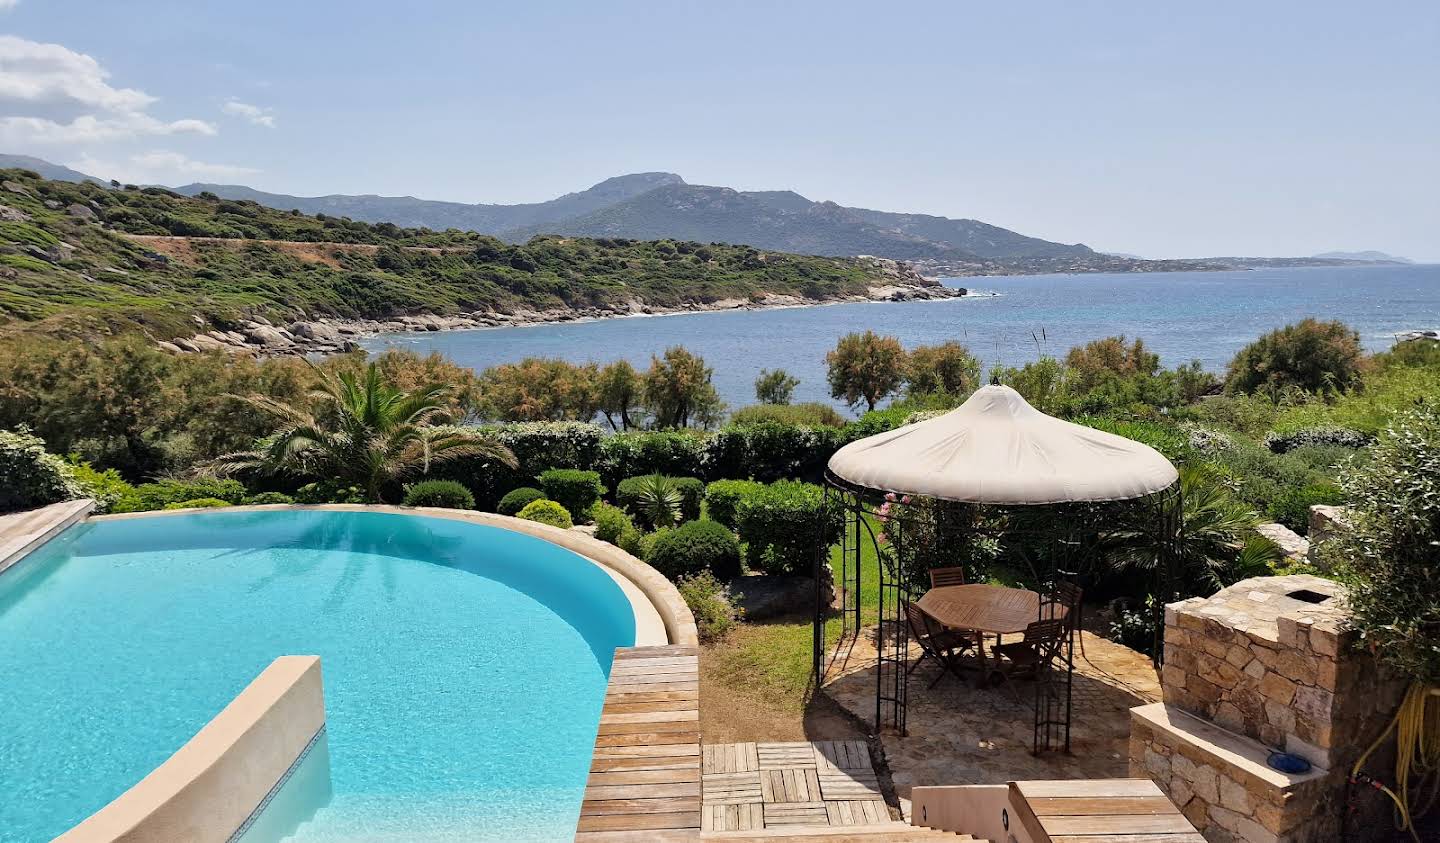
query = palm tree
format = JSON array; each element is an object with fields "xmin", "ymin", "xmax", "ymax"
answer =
[
  {"xmin": 215, "ymin": 362, "xmax": 515, "ymax": 502},
  {"xmin": 1109, "ymin": 464, "xmax": 1281, "ymax": 591}
]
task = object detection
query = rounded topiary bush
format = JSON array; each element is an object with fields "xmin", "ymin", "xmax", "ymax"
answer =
[
  {"xmin": 539, "ymin": 469, "xmax": 605, "ymax": 520},
  {"xmin": 403, "ymin": 479, "xmax": 476, "ymax": 509},
  {"xmin": 0, "ymin": 428, "xmax": 82, "ymax": 513},
  {"xmin": 497, "ymin": 486, "xmax": 545, "ymax": 516},
  {"xmin": 162, "ymin": 497, "xmax": 231, "ymax": 510},
  {"xmin": 244, "ymin": 491, "xmax": 295, "ymax": 505},
  {"xmin": 516, "ymin": 498, "xmax": 573, "ymax": 529},
  {"xmin": 703, "ymin": 479, "xmax": 763, "ymax": 530},
  {"xmin": 646, "ymin": 519, "xmax": 743, "ymax": 581}
]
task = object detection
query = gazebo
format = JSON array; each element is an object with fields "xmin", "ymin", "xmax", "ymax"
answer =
[{"xmin": 814, "ymin": 385, "xmax": 1181, "ymax": 752}]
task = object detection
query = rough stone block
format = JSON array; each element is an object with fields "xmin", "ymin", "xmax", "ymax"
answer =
[
  {"xmin": 1219, "ymin": 776, "xmax": 1252, "ymax": 813},
  {"xmin": 1259, "ymin": 671, "xmax": 1297, "ymax": 706},
  {"xmin": 1293, "ymin": 685, "xmax": 1335, "ymax": 722}
]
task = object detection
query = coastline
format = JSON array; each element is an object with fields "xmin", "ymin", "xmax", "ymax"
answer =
[{"xmin": 160, "ymin": 282, "xmax": 980, "ymax": 356}]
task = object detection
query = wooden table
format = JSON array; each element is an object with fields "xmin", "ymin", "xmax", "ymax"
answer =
[{"xmin": 915, "ymin": 584, "xmax": 1043, "ymax": 684}]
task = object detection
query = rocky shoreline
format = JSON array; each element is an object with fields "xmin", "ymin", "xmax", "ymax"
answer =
[{"xmin": 159, "ymin": 281, "xmax": 970, "ymax": 357}]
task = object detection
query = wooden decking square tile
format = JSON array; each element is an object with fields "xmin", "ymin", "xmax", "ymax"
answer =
[
  {"xmin": 701, "ymin": 801, "xmax": 763, "ymax": 831},
  {"xmin": 701, "ymin": 770, "xmax": 762, "ymax": 805},
  {"xmin": 759, "ymin": 767, "xmax": 822, "ymax": 803},
  {"xmin": 813, "ymin": 739, "xmax": 873, "ymax": 771},
  {"xmin": 824, "ymin": 799, "xmax": 890, "ymax": 826},
  {"xmin": 818, "ymin": 768, "xmax": 882, "ymax": 800},
  {"xmin": 702, "ymin": 742, "xmax": 758, "ymax": 773},
  {"xmin": 756, "ymin": 742, "xmax": 819, "ymax": 769},
  {"xmin": 763, "ymin": 801, "xmax": 830, "ymax": 826}
]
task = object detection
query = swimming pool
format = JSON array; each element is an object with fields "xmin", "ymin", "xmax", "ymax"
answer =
[{"xmin": 0, "ymin": 508, "xmax": 640, "ymax": 842}]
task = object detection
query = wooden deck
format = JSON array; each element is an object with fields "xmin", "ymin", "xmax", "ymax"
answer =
[
  {"xmin": 577, "ymin": 645, "xmax": 703, "ymax": 839},
  {"xmin": 0, "ymin": 498, "xmax": 92, "ymax": 576},
  {"xmin": 1009, "ymin": 779, "xmax": 1203, "ymax": 843},
  {"xmin": 701, "ymin": 740, "xmax": 891, "ymax": 833}
]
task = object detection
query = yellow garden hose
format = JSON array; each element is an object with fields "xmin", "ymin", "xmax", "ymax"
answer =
[{"xmin": 1350, "ymin": 683, "xmax": 1440, "ymax": 841}]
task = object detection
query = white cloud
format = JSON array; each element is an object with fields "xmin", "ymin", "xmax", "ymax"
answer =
[
  {"xmin": 222, "ymin": 99, "xmax": 276, "ymax": 128},
  {"xmin": 0, "ymin": 1, "xmax": 19, "ymax": 11},
  {"xmin": 0, "ymin": 35, "xmax": 214, "ymax": 145},
  {"xmin": 71, "ymin": 150, "xmax": 259, "ymax": 185}
]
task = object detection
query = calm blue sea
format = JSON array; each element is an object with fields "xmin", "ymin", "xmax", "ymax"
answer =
[{"xmin": 363, "ymin": 264, "xmax": 1440, "ymax": 412}]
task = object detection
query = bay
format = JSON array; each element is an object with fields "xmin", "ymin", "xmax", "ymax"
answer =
[{"xmin": 362, "ymin": 264, "xmax": 1440, "ymax": 413}]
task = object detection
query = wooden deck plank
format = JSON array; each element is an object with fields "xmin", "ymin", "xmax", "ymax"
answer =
[
  {"xmin": 1041, "ymin": 814, "xmax": 1198, "ymax": 835},
  {"xmin": 1016, "ymin": 779, "xmax": 1163, "ymax": 799},
  {"xmin": 1027, "ymin": 795, "xmax": 1181, "ymax": 816},
  {"xmin": 581, "ymin": 647, "xmax": 702, "ymax": 837},
  {"xmin": 1051, "ymin": 836, "xmax": 1206, "ymax": 843},
  {"xmin": 817, "ymin": 769, "xmax": 881, "ymax": 800},
  {"xmin": 762, "ymin": 801, "xmax": 830, "ymax": 826}
]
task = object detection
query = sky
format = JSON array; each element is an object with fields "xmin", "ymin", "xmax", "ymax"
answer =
[{"xmin": 2, "ymin": 1, "xmax": 1437, "ymax": 261}]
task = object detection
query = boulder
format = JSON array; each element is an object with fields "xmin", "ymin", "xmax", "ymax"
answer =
[
  {"xmin": 289, "ymin": 320, "xmax": 341, "ymax": 342},
  {"xmin": 0, "ymin": 204, "xmax": 30, "ymax": 222},
  {"xmin": 244, "ymin": 324, "xmax": 293, "ymax": 347},
  {"xmin": 43, "ymin": 199, "xmax": 62, "ymax": 210},
  {"xmin": 65, "ymin": 203, "xmax": 97, "ymax": 220},
  {"xmin": 2, "ymin": 180, "xmax": 31, "ymax": 196},
  {"xmin": 45, "ymin": 241, "xmax": 76, "ymax": 263},
  {"xmin": 1256, "ymin": 522, "xmax": 1310, "ymax": 562},
  {"xmin": 156, "ymin": 341, "xmax": 183, "ymax": 353},
  {"xmin": 1307, "ymin": 505, "xmax": 1353, "ymax": 566},
  {"xmin": 188, "ymin": 334, "xmax": 227, "ymax": 351}
]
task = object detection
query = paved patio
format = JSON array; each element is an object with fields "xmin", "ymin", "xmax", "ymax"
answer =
[{"xmin": 821, "ymin": 627, "xmax": 1161, "ymax": 819}]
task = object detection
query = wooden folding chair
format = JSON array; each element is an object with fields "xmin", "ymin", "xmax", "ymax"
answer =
[
  {"xmin": 988, "ymin": 618, "xmax": 1067, "ymax": 701},
  {"xmin": 905, "ymin": 602, "xmax": 976, "ymax": 688}
]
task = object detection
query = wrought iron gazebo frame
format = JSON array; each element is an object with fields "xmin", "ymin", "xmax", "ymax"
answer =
[{"xmin": 813, "ymin": 471, "xmax": 1182, "ymax": 753}]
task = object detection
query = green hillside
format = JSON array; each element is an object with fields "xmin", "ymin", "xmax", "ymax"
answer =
[{"xmin": 0, "ymin": 169, "xmax": 895, "ymax": 340}]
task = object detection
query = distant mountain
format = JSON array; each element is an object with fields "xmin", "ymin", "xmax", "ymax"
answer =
[
  {"xmin": 170, "ymin": 172, "xmax": 683, "ymax": 233},
  {"xmin": 1311, "ymin": 250, "xmax": 1411, "ymax": 264},
  {"xmin": 0, "ymin": 154, "xmax": 1102, "ymax": 264},
  {"xmin": 0, "ymin": 154, "xmax": 105, "ymax": 184}
]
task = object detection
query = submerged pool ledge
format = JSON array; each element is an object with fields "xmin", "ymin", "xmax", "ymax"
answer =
[
  {"xmin": 94, "ymin": 504, "xmax": 698, "ymax": 647},
  {"xmin": 56, "ymin": 655, "xmax": 326, "ymax": 843}
]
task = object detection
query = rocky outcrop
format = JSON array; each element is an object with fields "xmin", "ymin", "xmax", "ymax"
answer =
[
  {"xmin": 162, "ymin": 278, "xmax": 974, "ymax": 357},
  {"xmin": 1255, "ymin": 522, "xmax": 1310, "ymax": 562},
  {"xmin": 65, "ymin": 203, "xmax": 97, "ymax": 220},
  {"xmin": 0, "ymin": 204, "xmax": 30, "ymax": 222}
]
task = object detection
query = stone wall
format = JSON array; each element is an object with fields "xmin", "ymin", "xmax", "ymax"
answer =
[{"xmin": 1131, "ymin": 575, "xmax": 1407, "ymax": 842}]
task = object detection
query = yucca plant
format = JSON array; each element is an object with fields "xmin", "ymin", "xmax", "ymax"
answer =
[
  {"xmin": 632, "ymin": 473, "xmax": 684, "ymax": 530},
  {"xmin": 213, "ymin": 362, "xmax": 515, "ymax": 503}
]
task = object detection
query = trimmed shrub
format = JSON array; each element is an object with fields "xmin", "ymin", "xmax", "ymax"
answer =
[
  {"xmin": 435, "ymin": 421, "xmax": 604, "ymax": 508},
  {"xmin": 674, "ymin": 478, "xmax": 704, "ymax": 521},
  {"xmin": 0, "ymin": 428, "xmax": 83, "ymax": 512},
  {"xmin": 736, "ymin": 480, "xmax": 843, "ymax": 575},
  {"xmin": 244, "ymin": 491, "xmax": 295, "ymax": 505},
  {"xmin": 646, "ymin": 519, "xmax": 743, "ymax": 581},
  {"xmin": 517, "ymin": 498, "xmax": 573, "ymax": 529},
  {"xmin": 539, "ymin": 468, "xmax": 605, "ymax": 519},
  {"xmin": 704, "ymin": 479, "xmax": 763, "ymax": 529},
  {"xmin": 639, "ymin": 527, "xmax": 673, "ymax": 561},
  {"xmin": 592, "ymin": 502, "xmax": 636, "ymax": 545},
  {"xmin": 497, "ymin": 486, "xmax": 545, "ymax": 516},
  {"xmin": 162, "ymin": 497, "xmax": 231, "ymax": 509},
  {"xmin": 1264, "ymin": 425, "xmax": 1373, "ymax": 454},
  {"xmin": 1267, "ymin": 483, "xmax": 1344, "ymax": 535},
  {"xmin": 113, "ymin": 477, "xmax": 246, "ymax": 513},
  {"xmin": 676, "ymin": 571, "xmax": 741, "ymax": 642},
  {"xmin": 403, "ymin": 479, "xmax": 476, "ymax": 509},
  {"xmin": 65, "ymin": 456, "xmax": 132, "ymax": 513},
  {"xmin": 617, "ymin": 524, "xmax": 645, "ymax": 558}
]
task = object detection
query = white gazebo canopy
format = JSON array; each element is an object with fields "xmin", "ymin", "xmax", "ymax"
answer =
[{"xmin": 827, "ymin": 385, "xmax": 1179, "ymax": 505}]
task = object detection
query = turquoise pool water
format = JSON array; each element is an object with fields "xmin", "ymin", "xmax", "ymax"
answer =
[{"xmin": 0, "ymin": 509, "xmax": 637, "ymax": 842}]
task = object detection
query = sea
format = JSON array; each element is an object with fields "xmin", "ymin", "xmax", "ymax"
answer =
[{"xmin": 361, "ymin": 264, "xmax": 1440, "ymax": 412}]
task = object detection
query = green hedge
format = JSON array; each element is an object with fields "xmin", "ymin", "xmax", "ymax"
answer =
[
  {"xmin": 646, "ymin": 519, "xmax": 742, "ymax": 581},
  {"xmin": 706, "ymin": 423, "xmax": 843, "ymax": 482},
  {"xmin": 403, "ymin": 479, "xmax": 476, "ymax": 509},
  {"xmin": 598, "ymin": 431, "xmax": 709, "ymax": 487},
  {"xmin": 1267, "ymin": 483, "xmax": 1344, "ymax": 534},
  {"xmin": 517, "ymin": 498, "xmax": 573, "ymax": 529},
  {"xmin": 1264, "ymin": 425, "xmax": 1373, "ymax": 454},
  {"xmin": 539, "ymin": 469, "xmax": 605, "ymax": 519},
  {"xmin": 735, "ymin": 480, "xmax": 843, "ymax": 575},
  {"xmin": 498, "ymin": 486, "xmax": 545, "ymax": 516},
  {"xmin": 704, "ymin": 479, "xmax": 764, "ymax": 530},
  {"xmin": 244, "ymin": 491, "xmax": 295, "ymax": 505},
  {"xmin": 162, "ymin": 497, "xmax": 231, "ymax": 509}
]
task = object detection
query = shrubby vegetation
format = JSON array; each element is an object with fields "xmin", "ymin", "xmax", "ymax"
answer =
[
  {"xmin": 539, "ymin": 469, "xmax": 605, "ymax": 519},
  {"xmin": 1224, "ymin": 318, "xmax": 1363, "ymax": 396},
  {"xmin": 402, "ymin": 479, "xmax": 476, "ymax": 509},
  {"xmin": 646, "ymin": 519, "xmax": 743, "ymax": 581},
  {"xmin": 0, "ymin": 428, "xmax": 83, "ymax": 512},
  {"xmin": 736, "ymin": 480, "xmax": 843, "ymax": 575},
  {"xmin": 677, "ymin": 571, "xmax": 742, "ymax": 642},
  {"xmin": 497, "ymin": 486, "xmax": 545, "ymax": 516}
]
